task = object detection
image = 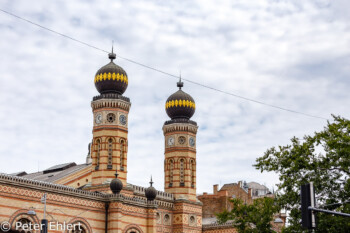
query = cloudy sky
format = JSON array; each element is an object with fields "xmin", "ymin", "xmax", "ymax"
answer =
[{"xmin": 0, "ymin": 0, "xmax": 349, "ymax": 194}]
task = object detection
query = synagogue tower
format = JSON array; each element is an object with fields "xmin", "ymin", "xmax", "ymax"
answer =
[
  {"xmin": 163, "ymin": 79, "xmax": 198, "ymax": 201},
  {"xmin": 90, "ymin": 50, "xmax": 131, "ymax": 188}
]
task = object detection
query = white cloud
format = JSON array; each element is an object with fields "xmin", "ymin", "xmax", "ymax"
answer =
[{"xmin": 0, "ymin": 0, "xmax": 349, "ymax": 194}]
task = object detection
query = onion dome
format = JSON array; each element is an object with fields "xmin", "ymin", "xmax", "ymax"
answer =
[
  {"xmin": 165, "ymin": 79, "xmax": 195, "ymax": 120},
  {"xmin": 145, "ymin": 177, "xmax": 157, "ymax": 201},
  {"xmin": 94, "ymin": 49, "xmax": 128, "ymax": 95},
  {"xmin": 110, "ymin": 169, "xmax": 123, "ymax": 194}
]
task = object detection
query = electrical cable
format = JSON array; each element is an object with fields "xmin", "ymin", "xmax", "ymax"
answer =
[{"xmin": 0, "ymin": 8, "xmax": 328, "ymax": 120}]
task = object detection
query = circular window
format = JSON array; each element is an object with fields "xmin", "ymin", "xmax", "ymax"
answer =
[
  {"xmin": 107, "ymin": 113, "xmax": 116, "ymax": 123},
  {"xmin": 178, "ymin": 136, "xmax": 186, "ymax": 145},
  {"xmin": 189, "ymin": 137, "xmax": 195, "ymax": 147},
  {"xmin": 119, "ymin": 114, "xmax": 127, "ymax": 125}
]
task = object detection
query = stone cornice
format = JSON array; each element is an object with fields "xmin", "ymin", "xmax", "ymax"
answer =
[
  {"xmin": 106, "ymin": 194, "xmax": 158, "ymax": 208},
  {"xmin": 164, "ymin": 119, "xmax": 197, "ymax": 126},
  {"xmin": 91, "ymin": 98, "xmax": 131, "ymax": 112},
  {"xmin": 174, "ymin": 199, "xmax": 203, "ymax": 206},
  {"xmin": 93, "ymin": 93, "xmax": 130, "ymax": 102},
  {"xmin": 0, "ymin": 173, "xmax": 106, "ymax": 201},
  {"xmin": 162, "ymin": 123, "xmax": 198, "ymax": 135}
]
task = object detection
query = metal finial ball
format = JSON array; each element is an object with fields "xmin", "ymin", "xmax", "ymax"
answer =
[
  {"xmin": 108, "ymin": 52, "xmax": 116, "ymax": 61},
  {"xmin": 145, "ymin": 177, "xmax": 157, "ymax": 201},
  {"xmin": 110, "ymin": 169, "xmax": 123, "ymax": 194},
  {"xmin": 177, "ymin": 81, "xmax": 183, "ymax": 89}
]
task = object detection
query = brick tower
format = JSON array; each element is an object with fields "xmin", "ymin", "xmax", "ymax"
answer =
[
  {"xmin": 90, "ymin": 50, "xmax": 131, "ymax": 188},
  {"xmin": 163, "ymin": 79, "xmax": 198, "ymax": 201}
]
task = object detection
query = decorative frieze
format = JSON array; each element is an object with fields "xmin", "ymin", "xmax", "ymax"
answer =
[
  {"xmin": 0, "ymin": 174, "xmax": 160, "ymax": 209},
  {"xmin": 91, "ymin": 98, "xmax": 131, "ymax": 112},
  {"xmin": 163, "ymin": 123, "xmax": 198, "ymax": 135}
]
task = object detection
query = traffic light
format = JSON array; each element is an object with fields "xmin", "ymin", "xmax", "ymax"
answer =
[{"xmin": 300, "ymin": 183, "xmax": 316, "ymax": 229}]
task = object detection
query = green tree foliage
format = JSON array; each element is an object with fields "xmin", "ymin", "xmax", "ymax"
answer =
[
  {"xmin": 217, "ymin": 197, "xmax": 280, "ymax": 233},
  {"xmin": 254, "ymin": 115, "xmax": 350, "ymax": 232}
]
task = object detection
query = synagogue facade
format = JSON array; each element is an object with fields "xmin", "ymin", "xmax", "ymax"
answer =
[{"xmin": 0, "ymin": 51, "xmax": 241, "ymax": 233}]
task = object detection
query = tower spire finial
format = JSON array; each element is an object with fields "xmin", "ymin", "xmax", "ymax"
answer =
[
  {"xmin": 114, "ymin": 167, "xmax": 119, "ymax": 178},
  {"xmin": 109, "ymin": 40, "xmax": 116, "ymax": 61},
  {"xmin": 177, "ymin": 72, "xmax": 183, "ymax": 90},
  {"xmin": 150, "ymin": 176, "xmax": 153, "ymax": 187}
]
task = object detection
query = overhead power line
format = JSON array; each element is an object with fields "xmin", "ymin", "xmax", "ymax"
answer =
[{"xmin": 0, "ymin": 8, "xmax": 328, "ymax": 120}]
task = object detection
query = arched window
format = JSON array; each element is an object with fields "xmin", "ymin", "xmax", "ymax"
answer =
[
  {"xmin": 71, "ymin": 225, "xmax": 86, "ymax": 233},
  {"xmin": 180, "ymin": 159, "xmax": 185, "ymax": 186},
  {"xmin": 107, "ymin": 138, "xmax": 113, "ymax": 169},
  {"xmin": 95, "ymin": 139, "xmax": 101, "ymax": 170},
  {"xmin": 190, "ymin": 160, "xmax": 195, "ymax": 188},
  {"xmin": 69, "ymin": 222, "xmax": 88, "ymax": 233},
  {"xmin": 15, "ymin": 218, "xmax": 33, "ymax": 233},
  {"xmin": 164, "ymin": 214, "xmax": 171, "ymax": 225},
  {"xmin": 169, "ymin": 159, "xmax": 174, "ymax": 187},
  {"xmin": 120, "ymin": 139, "xmax": 125, "ymax": 171},
  {"xmin": 124, "ymin": 224, "xmax": 143, "ymax": 233}
]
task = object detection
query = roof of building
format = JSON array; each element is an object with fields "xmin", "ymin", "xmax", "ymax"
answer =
[
  {"xmin": 220, "ymin": 183, "xmax": 238, "ymax": 190},
  {"xmin": 247, "ymin": 181, "xmax": 269, "ymax": 190},
  {"xmin": 9, "ymin": 163, "xmax": 175, "ymax": 202},
  {"xmin": 274, "ymin": 218, "xmax": 284, "ymax": 223},
  {"xmin": 9, "ymin": 171, "xmax": 27, "ymax": 176},
  {"xmin": 16, "ymin": 162, "xmax": 90, "ymax": 183},
  {"xmin": 43, "ymin": 162, "xmax": 76, "ymax": 174}
]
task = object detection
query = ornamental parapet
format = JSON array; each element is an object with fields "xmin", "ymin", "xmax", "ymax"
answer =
[
  {"xmin": 93, "ymin": 93, "xmax": 130, "ymax": 102},
  {"xmin": 131, "ymin": 184, "xmax": 174, "ymax": 201},
  {"xmin": 0, "ymin": 174, "xmax": 169, "ymax": 208},
  {"xmin": 131, "ymin": 184, "xmax": 175, "ymax": 209},
  {"xmin": 106, "ymin": 193, "xmax": 157, "ymax": 207},
  {"xmin": 91, "ymin": 95, "xmax": 131, "ymax": 111},
  {"xmin": 162, "ymin": 121, "xmax": 198, "ymax": 135},
  {"xmin": 0, "ymin": 173, "xmax": 106, "ymax": 201}
]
